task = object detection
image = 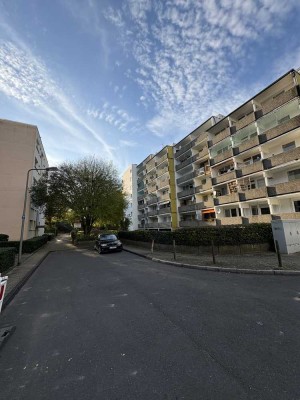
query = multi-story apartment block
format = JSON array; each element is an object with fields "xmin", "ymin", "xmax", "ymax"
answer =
[
  {"xmin": 173, "ymin": 116, "xmax": 222, "ymax": 228},
  {"xmin": 137, "ymin": 146, "xmax": 177, "ymax": 230},
  {"xmin": 122, "ymin": 164, "xmax": 138, "ymax": 230},
  {"xmin": 132, "ymin": 68, "xmax": 300, "ymax": 231},
  {"xmin": 0, "ymin": 119, "xmax": 49, "ymax": 240},
  {"xmin": 209, "ymin": 69, "xmax": 300, "ymax": 225}
]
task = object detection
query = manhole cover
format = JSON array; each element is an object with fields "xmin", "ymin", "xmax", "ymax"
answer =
[{"xmin": 0, "ymin": 326, "xmax": 16, "ymax": 348}]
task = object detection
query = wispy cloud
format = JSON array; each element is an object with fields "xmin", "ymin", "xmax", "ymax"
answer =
[
  {"xmin": 104, "ymin": 0, "xmax": 300, "ymax": 137},
  {"xmin": 120, "ymin": 139, "xmax": 137, "ymax": 147},
  {"xmin": 0, "ymin": 36, "xmax": 115, "ymax": 161}
]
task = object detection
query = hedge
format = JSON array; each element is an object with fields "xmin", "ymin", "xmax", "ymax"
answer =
[
  {"xmin": 0, "ymin": 234, "xmax": 9, "ymax": 242},
  {"xmin": 118, "ymin": 224, "xmax": 273, "ymax": 247},
  {"xmin": 0, "ymin": 247, "xmax": 17, "ymax": 272},
  {"xmin": 42, "ymin": 233, "xmax": 55, "ymax": 241},
  {"xmin": 76, "ymin": 230, "xmax": 119, "ymax": 241},
  {"xmin": 0, "ymin": 235, "xmax": 48, "ymax": 253}
]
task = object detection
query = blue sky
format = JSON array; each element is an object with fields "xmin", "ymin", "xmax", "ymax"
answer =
[{"xmin": 1, "ymin": 0, "xmax": 300, "ymax": 174}]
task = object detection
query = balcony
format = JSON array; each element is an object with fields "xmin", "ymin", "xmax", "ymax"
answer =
[
  {"xmin": 147, "ymin": 184, "xmax": 157, "ymax": 193},
  {"xmin": 176, "ymin": 171, "xmax": 195, "ymax": 185},
  {"xmin": 159, "ymin": 192, "xmax": 170, "ymax": 202},
  {"xmin": 233, "ymin": 136, "xmax": 260, "ymax": 154},
  {"xmin": 158, "ymin": 207, "xmax": 171, "ymax": 215},
  {"xmin": 176, "ymin": 154, "xmax": 198, "ymax": 171},
  {"xmin": 268, "ymin": 180, "xmax": 300, "ymax": 196},
  {"xmin": 157, "ymin": 166, "xmax": 169, "ymax": 177},
  {"xmin": 247, "ymin": 215, "xmax": 272, "ymax": 223},
  {"xmin": 175, "ymin": 140, "xmax": 195, "ymax": 158},
  {"xmin": 147, "ymin": 196, "xmax": 158, "ymax": 205},
  {"xmin": 178, "ymin": 202, "xmax": 204, "ymax": 213},
  {"xmin": 218, "ymin": 216, "xmax": 244, "ymax": 225},
  {"xmin": 235, "ymin": 112, "xmax": 257, "ymax": 131},
  {"xmin": 212, "ymin": 170, "xmax": 236, "ymax": 185},
  {"xmin": 211, "ymin": 128, "xmax": 230, "ymax": 146},
  {"xmin": 138, "ymin": 214, "xmax": 146, "ymax": 221},
  {"xmin": 146, "ymin": 160, "xmax": 156, "ymax": 172},
  {"xmin": 272, "ymin": 213, "xmax": 300, "ymax": 220},
  {"xmin": 148, "ymin": 210, "xmax": 158, "ymax": 217},
  {"xmin": 145, "ymin": 222, "xmax": 171, "ymax": 229},
  {"xmin": 138, "ymin": 204, "xmax": 146, "ymax": 210},
  {"xmin": 138, "ymin": 223, "xmax": 145, "ymax": 229},
  {"xmin": 261, "ymin": 86, "xmax": 298, "ymax": 115},
  {"xmin": 240, "ymin": 187, "xmax": 268, "ymax": 200},
  {"xmin": 211, "ymin": 148, "xmax": 233, "ymax": 165},
  {"xmin": 197, "ymin": 146, "xmax": 209, "ymax": 160},
  {"xmin": 260, "ymin": 115, "xmax": 300, "ymax": 143},
  {"xmin": 214, "ymin": 192, "xmax": 240, "ymax": 205},
  {"xmin": 194, "ymin": 167, "xmax": 209, "ymax": 178},
  {"xmin": 137, "ymin": 195, "xmax": 145, "ymax": 201},
  {"xmin": 157, "ymin": 179, "xmax": 169, "ymax": 189},
  {"xmin": 179, "ymin": 220, "xmax": 216, "ymax": 228},
  {"xmin": 238, "ymin": 160, "xmax": 263, "ymax": 176},
  {"xmin": 263, "ymin": 147, "xmax": 300, "ymax": 169},
  {"xmin": 177, "ymin": 187, "xmax": 195, "ymax": 199},
  {"xmin": 156, "ymin": 153, "xmax": 168, "ymax": 166}
]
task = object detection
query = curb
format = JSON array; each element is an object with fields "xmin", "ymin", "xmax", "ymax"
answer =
[
  {"xmin": 2, "ymin": 250, "xmax": 53, "ymax": 311},
  {"xmin": 123, "ymin": 248, "xmax": 300, "ymax": 276}
]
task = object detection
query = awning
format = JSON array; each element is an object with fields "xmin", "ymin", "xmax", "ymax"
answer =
[{"xmin": 202, "ymin": 209, "xmax": 215, "ymax": 215}]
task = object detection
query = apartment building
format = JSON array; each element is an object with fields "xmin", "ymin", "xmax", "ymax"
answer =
[
  {"xmin": 137, "ymin": 146, "xmax": 177, "ymax": 230},
  {"xmin": 208, "ymin": 69, "xmax": 300, "ymax": 225},
  {"xmin": 122, "ymin": 164, "xmax": 138, "ymax": 230},
  {"xmin": 173, "ymin": 116, "xmax": 222, "ymax": 228},
  {"xmin": 0, "ymin": 119, "xmax": 48, "ymax": 240}
]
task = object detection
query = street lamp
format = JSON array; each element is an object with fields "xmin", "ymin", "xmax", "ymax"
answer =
[{"xmin": 18, "ymin": 167, "xmax": 59, "ymax": 265}]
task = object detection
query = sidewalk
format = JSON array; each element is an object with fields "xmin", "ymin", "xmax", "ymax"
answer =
[
  {"xmin": 2, "ymin": 234, "xmax": 74, "ymax": 309},
  {"xmin": 123, "ymin": 243, "xmax": 300, "ymax": 274}
]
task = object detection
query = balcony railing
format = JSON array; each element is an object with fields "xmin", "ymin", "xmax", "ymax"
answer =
[
  {"xmin": 272, "ymin": 213, "xmax": 300, "ymax": 220},
  {"xmin": 247, "ymin": 215, "xmax": 272, "ymax": 223},
  {"xmin": 259, "ymin": 115, "xmax": 300, "ymax": 143},
  {"xmin": 211, "ymin": 128, "xmax": 230, "ymax": 146},
  {"xmin": 217, "ymin": 216, "xmax": 245, "ymax": 225},
  {"xmin": 145, "ymin": 222, "xmax": 171, "ymax": 229},
  {"xmin": 212, "ymin": 170, "xmax": 236, "ymax": 185},
  {"xmin": 159, "ymin": 192, "xmax": 170, "ymax": 202},
  {"xmin": 179, "ymin": 220, "xmax": 216, "ymax": 228},
  {"xmin": 261, "ymin": 86, "xmax": 298, "ymax": 115},
  {"xmin": 148, "ymin": 210, "xmax": 158, "ymax": 217},
  {"xmin": 263, "ymin": 147, "xmax": 300, "ymax": 169},
  {"xmin": 268, "ymin": 180, "xmax": 300, "ymax": 196},
  {"xmin": 177, "ymin": 187, "xmax": 195, "ymax": 199},
  {"xmin": 138, "ymin": 204, "xmax": 146, "ymax": 210},
  {"xmin": 176, "ymin": 171, "xmax": 195, "ymax": 185},
  {"xmin": 214, "ymin": 192, "xmax": 240, "ymax": 205},
  {"xmin": 158, "ymin": 207, "xmax": 171, "ymax": 215},
  {"xmin": 197, "ymin": 146, "xmax": 209, "ymax": 160},
  {"xmin": 235, "ymin": 112, "xmax": 257, "ymax": 131},
  {"xmin": 211, "ymin": 148, "xmax": 233, "ymax": 165},
  {"xmin": 240, "ymin": 187, "xmax": 268, "ymax": 200},
  {"xmin": 175, "ymin": 140, "xmax": 195, "ymax": 158},
  {"xmin": 176, "ymin": 154, "xmax": 198, "ymax": 171},
  {"xmin": 157, "ymin": 166, "xmax": 169, "ymax": 177},
  {"xmin": 147, "ymin": 196, "xmax": 158, "ymax": 205},
  {"xmin": 157, "ymin": 179, "xmax": 169, "ymax": 189},
  {"xmin": 156, "ymin": 153, "xmax": 168, "ymax": 166},
  {"xmin": 178, "ymin": 202, "xmax": 204, "ymax": 213},
  {"xmin": 146, "ymin": 161, "xmax": 156, "ymax": 172},
  {"xmin": 238, "ymin": 160, "xmax": 263, "ymax": 176},
  {"xmin": 233, "ymin": 136, "xmax": 260, "ymax": 154}
]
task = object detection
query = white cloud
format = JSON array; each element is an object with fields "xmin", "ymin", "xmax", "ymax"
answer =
[
  {"xmin": 105, "ymin": 0, "xmax": 300, "ymax": 137},
  {"xmin": 120, "ymin": 139, "xmax": 137, "ymax": 147}
]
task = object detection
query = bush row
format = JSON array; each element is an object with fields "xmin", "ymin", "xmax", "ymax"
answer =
[
  {"xmin": 0, "ymin": 247, "xmax": 17, "ymax": 272},
  {"xmin": 0, "ymin": 234, "xmax": 9, "ymax": 242},
  {"xmin": 76, "ymin": 230, "xmax": 118, "ymax": 241},
  {"xmin": 0, "ymin": 235, "xmax": 48, "ymax": 253},
  {"xmin": 42, "ymin": 233, "xmax": 55, "ymax": 241},
  {"xmin": 118, "ymin": 224, "xmax": 273, "ymax": 247}
]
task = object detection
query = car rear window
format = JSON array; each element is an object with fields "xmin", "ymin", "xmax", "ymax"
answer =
[{"xmin": 100, "ymin": 234, "xmax": 117, "ymax": 240}]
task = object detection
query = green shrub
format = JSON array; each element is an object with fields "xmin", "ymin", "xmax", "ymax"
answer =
[
  {"xmin": 118, "ymin": 224, "xmax": 273, "ymax": 247},
  {"xmin": 0, "ymin": 235, "xmax": 48, "ymax": 253},
  {"xmin": 0, "ymin": 247, "xmax": 17, "ymax": 272},
  {"xmin": 76, "ymin": 230, "xmax": 119, "ymax": 241},
  {"xmin": 42, "ymin": 233, "xmax": 55, "ymax": 241},
  {"xmin": 0, "ymin": 234, "xmax": 9, "ymax": 242}
]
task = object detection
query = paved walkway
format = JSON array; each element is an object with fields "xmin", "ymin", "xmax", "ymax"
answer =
[
  {"xmin": 3, "ymin": 234, "xmax": 74, "ymax": 308},
  {"xmin": 122, "ymin": 243, "xmax": 300, "ymax": 271}
]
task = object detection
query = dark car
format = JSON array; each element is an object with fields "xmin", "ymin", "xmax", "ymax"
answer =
[{"xmin": 94, "ymin": 234, "xmax": 123, "ymax": 254}]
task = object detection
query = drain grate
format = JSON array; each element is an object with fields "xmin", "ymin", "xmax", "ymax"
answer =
[{"xmin": 0, "ymin": 326, "xmax": 16, "ymax": 348}]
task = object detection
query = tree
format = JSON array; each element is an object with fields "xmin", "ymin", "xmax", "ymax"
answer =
[{"xmin": 30, "ymin": 157, "xmax": 127, "ymax": 234}]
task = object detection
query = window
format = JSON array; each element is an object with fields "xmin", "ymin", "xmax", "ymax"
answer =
[
  {"xmin": 247, "ymin": 180, "xmax": 256, "ymax": 190},
  {"xmin": 231, "ymin": 208, "xmax": 237, "ymax": 217},
  {"xmin": 294, "ymin": 201, "xmax": 300, "ymax": 212},
  {"xmin": 252, "ymin": 154, "xmax": 261, "ymax": 162},
  {"xmin": 203, "ymin": 195, "xmax": 208, "ymax": 202},
  {"xmin": 282, "ymin": 141, "xmax": 296, "ymax": 152},
  {"xmin": 288, "ymin": 169, "xmax": 300, "ymax": 181},
  {"xmin": 257, "ymin": 179, "xmax": 265, "ymax": 188},
  {"xmin": 260, "ymin": 207, "xmax": 270, "ymax": 215},
  {"xmin": 225, "ymin": 208, "xmax": 238, "ymax": 217},
  {"xmin": 252, "ymin": 206, "xmax": 259, "ymax": 216}
]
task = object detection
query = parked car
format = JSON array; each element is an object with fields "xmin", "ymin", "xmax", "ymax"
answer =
[{"xmin": 94, "ymin": 234, "xmax": 123, "ymax": 254}]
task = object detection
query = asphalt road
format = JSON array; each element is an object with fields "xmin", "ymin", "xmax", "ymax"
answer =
[{"xmin": 0, "ymin": 249, "xmax": 300, "ymax": 400}]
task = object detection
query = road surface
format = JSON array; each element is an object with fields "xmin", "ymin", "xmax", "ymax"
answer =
[{"xmin": 0, "ymin": 248, "xmax": 300, "ymax": 399}]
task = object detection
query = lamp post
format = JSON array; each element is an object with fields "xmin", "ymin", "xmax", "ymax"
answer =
[{"xmin": 18, "ymin": 167, "xmax": 59, "ymax": 265}]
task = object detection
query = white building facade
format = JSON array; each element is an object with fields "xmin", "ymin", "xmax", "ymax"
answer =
[{"xmin": 122, "ymin": 164, "xmax": 138, "ymax": 230}]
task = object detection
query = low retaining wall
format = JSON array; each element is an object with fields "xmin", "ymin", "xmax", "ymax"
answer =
[{"xmin": 122, "ymin": 239, "xmax": 270, "ymax": 255}]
